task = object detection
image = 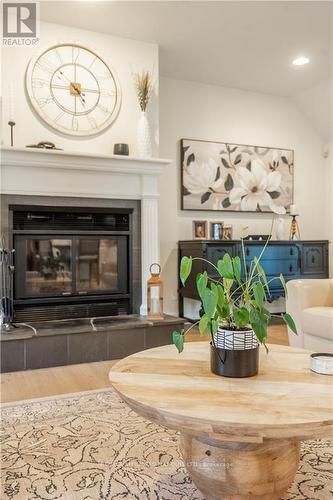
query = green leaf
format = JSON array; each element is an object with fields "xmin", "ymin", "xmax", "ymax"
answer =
[
  {"xmin": 233, "ymin": 307, "xmax": 250, "ymax": 328},
  {"xmin": 199, "ymin": 314, "xmax": 211, "ymax": 335},
  {"xmin": 251, "ymin": 319, "xmax": 267, "ymax": 344},
  {"xmin": 211, "ymin": 319, "xmax": 218, "ymax": 335},
  {"xmin": 254, "ymin": 257, "xmax": 270, "ymax": 295},
  {"xmin": 172, "ymin": 331, "xmax": 184, "ymax": 353},
  {"xmin": 261, "ymin": 307, "xmax": 271, "ymax": 323},
  {"xmin": 196, "ymin": 272, "xmax": 208, "ymax": 300},
  {"xmin": 249, "ymin": 307, "xmax": 260, "ymax": 325},
  {"xmin": 252, "ymin": 282, "xmax": 265, "ymax": 307},
  {"xmin": 217, "ymin": 254, "xmax": 234, "ymax": 280},
  {"xmin": 282, "ymin": 313, "xmax": 297, "ymax": 335},
  {"xmin": 202, "ymin": 287, "xmax": 218, "ymax": 318},
  {"xmin": 180, "ymin": 256, "xmax": 192, "ymax": 285},
  {"xmin": 216, "ymin": 285, "xmax": 225, "ymax": 307},
  {"xmin": 279, "ymin": 274, "xmax": 288, "ymax": 297},
  {"xmin": 232, "ymin": 256, "xmax": 241, "ymax": 282}
]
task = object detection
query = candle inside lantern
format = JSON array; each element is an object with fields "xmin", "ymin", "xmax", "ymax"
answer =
[{"xmin": 290, "ymin": 204, "xmax": 297, "ymax": 216}]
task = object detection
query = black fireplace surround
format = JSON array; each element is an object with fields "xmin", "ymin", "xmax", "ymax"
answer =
[{"xmin": 1, "ymin": 196, "xmax": 142, "ymax": 323}]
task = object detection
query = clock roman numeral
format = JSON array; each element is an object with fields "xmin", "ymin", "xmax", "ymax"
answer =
[
  {"xmin": 35, "ymin": 59, "xmax": 56, "ymax": 75},
  {"xmin": 97, "ymin": 74, "xmax": 112, "ymax": 81},
  {"xmin": 37, "ymin": 96, "xmax": 54, "ymax": 107},
  {"xmin": 97, "ymin": 103, "xmax": 110, "ymax": 114},
  {"xmin": 55, "ymin": 111, "xmax": 65, "ymax": 123},
  {"xmin": 32, "ymin": 78, "xmax": 49, "ymax": 88},
  {"xmin": 87, "ymin": 115, "xmax": 98, "ymax": 129},
  {"xmin": 100, "ymin": 89, "xmax": 115, "ymax": 97},
  {"xmin": 55, "ymin": 48, "xmax": 63, "ymax": 65},
  {"xmin": 72, "ymin": 46, "xmax": 80, "ymax": 63},
  {"xmin": 72, "ymin": 116, "xmax": 79, "ymax": 131}
]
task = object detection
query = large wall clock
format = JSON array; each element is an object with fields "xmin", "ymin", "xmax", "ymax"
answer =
[{"xmin": 26, "ymin": 42, "xmax": 121, "ymax": 136}]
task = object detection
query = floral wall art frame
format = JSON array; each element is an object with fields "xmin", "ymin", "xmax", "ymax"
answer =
[{"xmin": 181, "ymin": 138, "xmax": 294, "ymax": 213}]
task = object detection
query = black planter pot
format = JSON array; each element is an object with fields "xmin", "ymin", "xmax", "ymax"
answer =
[{"xmin": 210, "ymin": 342, "xmax": 259, "ymax": 378}]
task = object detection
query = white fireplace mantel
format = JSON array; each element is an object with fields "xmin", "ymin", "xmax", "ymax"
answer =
[{"xmin": 0, "ymin": 147, "xmax": 171, "ymax": 315}]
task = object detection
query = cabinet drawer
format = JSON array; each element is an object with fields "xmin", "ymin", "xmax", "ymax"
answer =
[
  {"xmin": 301, "ymin": 245, "xmax": 326, "ymax": 275},
  {"xmin": 245, "ymin": 259, "xmax": 299, "ymax": 278},
  {"xmin": 244, "ymin": 244, "xmax": 298, "ymax": 260}
]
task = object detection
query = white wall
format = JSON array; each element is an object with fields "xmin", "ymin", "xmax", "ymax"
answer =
[
  {"xmin": 1, "ymin": 21, "xmax": 159, "ymax": 155},
  {"xmin": 159, "ymin": 77, "xmax": 331, "ymax": 316}
]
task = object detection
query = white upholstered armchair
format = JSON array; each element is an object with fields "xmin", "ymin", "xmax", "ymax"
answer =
[{"xmin": 286, "ymin": 279, "xmax": 333, "ymax": 352}]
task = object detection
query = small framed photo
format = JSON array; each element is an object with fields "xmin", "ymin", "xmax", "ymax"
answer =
[
  {"xmin": 209, "ymin": 221, "xmax": 224, "ymax": 240},
  {"xmin": 222, "ymin": 225, "xmax": 233, "ymax": 240},
  {"xmin": 193, "ymin": 220, "xmax": 208, "ymax": 239}
]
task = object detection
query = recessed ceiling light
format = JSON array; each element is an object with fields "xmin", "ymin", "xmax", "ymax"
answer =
[{"xmin": 292, "ymin": 56, "xmax": 310, "ymax": 66}]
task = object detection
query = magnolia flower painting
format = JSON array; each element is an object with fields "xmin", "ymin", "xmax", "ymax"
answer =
[{"xmin": 181, "ymin": 139, "xmax": 294, "ymax": 213}]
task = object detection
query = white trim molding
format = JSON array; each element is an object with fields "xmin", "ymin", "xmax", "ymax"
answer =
[{"xmin": 1, "ymin": 147, "xmax": 171, "ymax": 315}]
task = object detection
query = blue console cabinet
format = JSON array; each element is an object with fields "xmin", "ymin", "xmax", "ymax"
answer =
[{"xmin": 178, "ymin": 240, "xmax": 329, "ymax": 317}]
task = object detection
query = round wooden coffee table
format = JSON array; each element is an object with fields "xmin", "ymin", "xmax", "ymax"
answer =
[{"xmin": 109, "ymin": 342, "xmax": 333, "ymax": 500}]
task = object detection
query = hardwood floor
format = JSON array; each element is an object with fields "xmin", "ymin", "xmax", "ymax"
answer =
[{"xmin": 0, "ymin": 324, "xmax": 288, "ymax": 404}]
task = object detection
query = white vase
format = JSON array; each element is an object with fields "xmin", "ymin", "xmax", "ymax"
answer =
[
  {"xmin": 276, "ymin": 218, "xmax": 285, "ymax": 240},
  {"xmin": 137, "ymin": 111, "xmax": 152, "ymax": 158}
]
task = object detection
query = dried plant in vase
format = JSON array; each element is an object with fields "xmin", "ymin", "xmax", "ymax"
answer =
[
  {"xmin": 134, "ymin": 70, "xmax": 154, "ymax": 157},
  {"xmin": 134, "ymin": 71, "xmax": 153, "ymax": 112}
]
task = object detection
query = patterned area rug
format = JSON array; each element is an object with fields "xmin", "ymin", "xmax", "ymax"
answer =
[{"xmin": 1, "ymin": 389, "xmax": 332, "ymax": 499}]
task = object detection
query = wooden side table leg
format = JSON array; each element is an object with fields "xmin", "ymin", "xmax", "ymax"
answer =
[{"xmin": 180, "ymin": 434, "xmax": 300, "ymax": 500}]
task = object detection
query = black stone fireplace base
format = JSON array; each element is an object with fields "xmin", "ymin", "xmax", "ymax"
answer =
[{"xmin": 0, "ymin": 315, "xmax": 184, "ymax": 372}]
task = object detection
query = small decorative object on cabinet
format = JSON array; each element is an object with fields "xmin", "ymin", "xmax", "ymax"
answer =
[
  {"xmin": 222, "ymin": 224, "xmax": 233, "ymax": 240},
  {"xmin": 26, "ymin": 42, "xmax": 121, "ymax": 136},
  {"xmin": 134, "ymin": 70, "xmax": 153, "ymax": 157},
  {"xmin": 147, "ymin": 263, "xmax": 164, "ymax": 320},
  {"xmin": 209, "ymin": 221, "xmax": 223, "ymax": 240},
  {"xmin": 113, "ymin": 143, "xmax": 129, "ymax": 156},
  {"xmin": 193, "ymin": 220, "xmax": 207, "ymax": 239},
  {"xmin": 26, "ymin": 141, "xmax": 62, "ymax": 150},
  {"xmin": 181, "ymin": 138, "xmax": 294, "ymax": 212},
  {"xmin": 276, "ymin": 217, "xmax": 286, "ymax": 240},
  {"xmin": 290, "ymin": 214, "xmax": 301, "ymax": 240},
  {"xmin": 173, "ymin": 242, "xmax": 297, "ymax": 377}
]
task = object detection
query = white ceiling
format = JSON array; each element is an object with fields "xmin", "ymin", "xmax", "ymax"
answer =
[{"xmin": 41, "ymin": 1, "xmax": 332, "ymax": 139}]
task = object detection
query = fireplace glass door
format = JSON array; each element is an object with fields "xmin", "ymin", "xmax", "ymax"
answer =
[
  {"xmin": 19, "ymin": 238, "xmax": 73, "ymax": 297},
  {"xmin": 76, "ymin": 238, "xmax": 125, "ymax": 294},
  {"xmin": 15, "ymin": 235, "xmax": 128, "ymax": 299}
]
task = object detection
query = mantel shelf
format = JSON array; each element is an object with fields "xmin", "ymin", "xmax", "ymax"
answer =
[{"xmin": 1, "ymin": 147, "xmax": 171, "ymax": 176}]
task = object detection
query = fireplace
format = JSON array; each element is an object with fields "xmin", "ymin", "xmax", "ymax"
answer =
[{"xmin": 10, "ymin": 204, "xmax": 139, "ymax": 322}]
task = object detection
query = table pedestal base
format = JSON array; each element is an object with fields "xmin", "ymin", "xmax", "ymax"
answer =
[{"xmin": 180, "ymin": 434, "xmax": 300, "ymax": 500}]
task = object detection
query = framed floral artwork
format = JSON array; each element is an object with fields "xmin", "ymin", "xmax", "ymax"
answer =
[{"xmin": 181, "ymin": 138, "xmax": 294, "ymax": 213}]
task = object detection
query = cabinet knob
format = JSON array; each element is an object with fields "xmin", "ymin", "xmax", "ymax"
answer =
[
  {"xmin": 311, "ymin": 256, "xmax": 315, "ymax": 264},
  {"xmin": 246, "ymin": 248, "xmax": 250, "ymax": 257},
  {"xmin": 290, "ymin": 248, "xmax": 293, "ymax": 256},
  {"xmin": 289, "ymin": 264, "xmax": 293, "ymax": 273}
]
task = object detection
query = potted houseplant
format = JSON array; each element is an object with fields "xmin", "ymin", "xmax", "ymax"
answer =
[{"xmin": 172, "ymin": 237, "xmax": 297, "ymax": 377}]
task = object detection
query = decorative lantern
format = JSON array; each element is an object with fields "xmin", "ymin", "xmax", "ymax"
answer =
[{"xmin": 147, "ymin": 263, "xmax": 164, "ymax": 320}]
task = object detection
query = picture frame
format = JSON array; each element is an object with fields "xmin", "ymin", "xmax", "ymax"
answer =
[
  {"xmin": 181, "ymin": 138, "xmax": 294, "ymax": 213},
  {"xmin": 222, "ymin": 225, "xmax": 233, "ymax": 240},
  {"xmin": 209, "ymin": 221, "xmax": 224, "ymax": 240},
  {"xmin": 193, "ymin": 220, "xmax": 208, "ymax": 239}
]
